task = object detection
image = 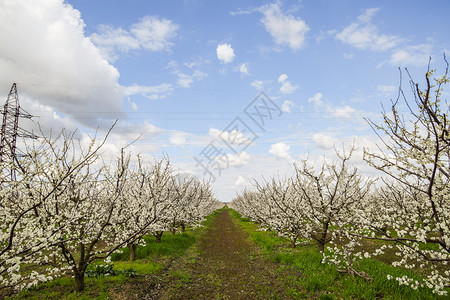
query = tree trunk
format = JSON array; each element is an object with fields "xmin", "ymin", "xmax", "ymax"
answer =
[
  {"xmin": 181, "ymin": 223, "xmax": 186, "ymax": 232},
  {"xmin": 74, "ymin": 267, "xmax": 86, "ymax": 292},
  {"xmin": 291, "ymin": 236, "xmax": 297, "ymax": 248},
  {"xmin": 128, "ymin": 243, "xmax": 137, "ymax": 261},
  {"xmin": 318, "ymin": 220, "xmax": 330, "ymax": 252},
  {"xmin": 154, "ymin": 231, "xmax": 163, "ymax": 243},
  {"xmin": 318, "ymin": 241, "xmax": 325, "ymax": 253},
  {"xmin": 74, "ymin": 243, "xmax": 88, "ymax": 292}
]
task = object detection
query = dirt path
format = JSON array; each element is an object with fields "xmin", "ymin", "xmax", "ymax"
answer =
[{"xmin": 157, "ymin": 209, "xmax": 301, "ymax": 299}]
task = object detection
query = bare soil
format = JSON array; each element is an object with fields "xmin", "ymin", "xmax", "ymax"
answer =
[{"xmin": 155, "ymin": 209, "xmax": 303, "ymax": 299}]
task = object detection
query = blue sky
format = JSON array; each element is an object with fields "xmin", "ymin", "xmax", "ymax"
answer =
[{"xmin": 1, "ymin": 0, "xmax": 449, "ymax": 201}]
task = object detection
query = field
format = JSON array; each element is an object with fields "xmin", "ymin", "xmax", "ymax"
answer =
[{"xmin": 6, "ymin": 207, "xmax": 448, "ymax": 299}]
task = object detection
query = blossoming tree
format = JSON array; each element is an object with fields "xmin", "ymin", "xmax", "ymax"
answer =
[{"xmin": 325, "ymin": 58, "xmax": 450, "ymax": 295}]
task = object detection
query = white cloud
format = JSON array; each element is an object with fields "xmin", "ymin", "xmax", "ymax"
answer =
[
  {"xmin": 0, "ymin": 0, "xmax": 124, "ymax": 127},
  {"xmin": 357, "ymin": 8, "xmax": 380, "ymax": 23},
  {"xmin": 169, "ymin": 132, "xmax": 187, "ymax": 146},
  {"xmin": 127, "ymin": 97, "xmax": 138, "ymax": 111},
  {"xmin": 112, "ymin": 120, "xmax": 160, "ymax": 142},
  {"xmin": 209, "ymin": 128, "xmax": 252, "ymax": 146},
  {"xmin": 89, "ymin": 25, "xmax": 139, "ymax": 61},
  {"xmin": 176, "ymin": 75, "xmax": 194, "ymax": 88},
  {"xmin": 225, "ymin": 152, "xmax": 251, "ymax": 167},
  {"xmin": 260, "ymin": 3, "xmax": 309, "ymax": 50},
  {"xmin": 278, "ymin": 74, "xmax": 288, "ymax": 83},
  {"xmin": 331, "ymin": 105, "xmax": 356, "ymax": 119},
  {"xmin": 184, "ymin": 61, "xmax": 200, "ymax": 69},
  {"xmin": 216, "ymin": 43, "xmax": 235, "ymax": 64},
  {"xmin": 230, "ymin": 8, "xmax": 256, "ymax": 16},
  {"xmin": 239, "ymin": 63, "xmax": 249, "ymax": 75},
  {"xmin": 175, "ymin": 70, "xmax": 207, "ymax": 88},
  {"xmin": 308, "ymin": 92, "xmax": 357, "ymax": 119},
  {"xmin": 389, "ymin": 44, "xmax": 433, "ymax": 67},
  {"xmin": 122, "ymin": 83, "xmax": 173, "ymax": 99},
  {"xmin": 91, "ymin": 16, "xmax": 179, "ymax": 61},
  {"xmin": 281, "ymin": 100, "xmax": 295, "ymax": 113},
  {"xmin": 313, "ymin": 133, "xmax": 336, "ymax": 150},
  {"xmin": 16, "ymin": 95, "xmax": 163, "ymax": 158},
  {"xmin": 167, "ymin": 60, "xmax": 178, "ymax": 69},
  {"xmin": 280, "ymin": 81, "xmax": 298, "ymax": 94},
  {"xmin": 251, "ymin": 80, "xmax": 264, "ymax": 91},
  {"xmin": 278, "ymin": 73, "xmax": 297, "ymax": 94},
  {"xmin": 308, "ymin": 93, "xmax": 323, "ymax": 106},
  {"xmin": 269, "ymin": 142, "xmax": 292, "ymax": 160},
  {"xmin": 336, "ymin": 8, "xmax": 401, "ymax": 51},
  {"xmin": 234, "ymin": 175, "xmax": 248, "ymax": 186},
  {"xmin": 377, "ymin": 85, "xmax": 397, "ymax": 93},
  {"xmin": 131, "ymin": 16, "xmax": 178, "ymax": 51},
  {"xmin": 167, "ymin": 60, "xmax": 207, "ymax": 88},
  {"xmin": 18, "ymin": 95, "xmax": 79, "ymax": 136}
]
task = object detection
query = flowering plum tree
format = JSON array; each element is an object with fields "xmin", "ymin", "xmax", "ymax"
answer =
[
  {"xmin": 123, "ymin": 156, "xmax": 173, "ymax": 260},
  {"xmin": 232, "ymin": 146, "xmax": 373, "ymax": 252},
  {"xmin": 325, "ymin": 58, "xmax": 450, "ymax": 295},
  {"xmin": 0, "ymin": 126, "xmax": 113, "ymax": 291},
  {"xmin": 292, "ymin": 146, "xmax": 374, "ymax": 252},
  {"xmin": 250, "ymin": 177, "xmax": 306, "ymax": 247},
  {"xmin": 0, "ymin": 123, "xmax": 220, "ymax": 293},
  {"xmin": 364, "ymin": 59, "xmax": 449, "ymax": 294}
]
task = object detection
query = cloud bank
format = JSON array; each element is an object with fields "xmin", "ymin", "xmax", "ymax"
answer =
[{"xmin": 0, "ymin": 0, "xmax": 124, "ymax": 127}]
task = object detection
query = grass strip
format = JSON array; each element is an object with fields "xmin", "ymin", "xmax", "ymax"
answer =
[{"xmin": 228, "ymin": 208, "xmax": 447, "ymax": 300}]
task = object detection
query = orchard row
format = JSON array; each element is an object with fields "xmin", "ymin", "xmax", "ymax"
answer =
[
  {"xmin": 0, "ymin": 125, "xmax": 222, "ymax": 292},
  {"xmin": 230, "ymin": 63, "xmax": 450, "ymax": 295}
]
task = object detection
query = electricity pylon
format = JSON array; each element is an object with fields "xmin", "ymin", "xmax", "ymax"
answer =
[{"xmin": 0, "ymin": 83, "xmax": 36, "ymax": 180}]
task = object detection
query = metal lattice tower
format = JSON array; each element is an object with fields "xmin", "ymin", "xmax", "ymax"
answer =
[{"xmin": 0, "ymin": 83, "xmax": 36, "ymax": 180}]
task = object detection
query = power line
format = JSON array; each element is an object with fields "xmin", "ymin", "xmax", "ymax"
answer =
[{"xmin": 16, "ymin": 82, "xmax": 390, "ymax": 93}]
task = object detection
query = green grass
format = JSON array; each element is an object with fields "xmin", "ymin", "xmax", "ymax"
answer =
[
  {"xmin": 11, "ymin": 276, "xmax": 124, "ymax": 300},
  {"xmin": 228, "ymin": 209, "xmax": 289, "ymax": 251},
  {"xmin": 113, "ymin": 259, "xmax": 162, "ymax": 274},
  {"xmin": 111, "ymin": 231, "xmax": 196, "ymax": 261},
  {"xmin": 228, "ymin": 208, "xmax": 448, "ymax": 300}
]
